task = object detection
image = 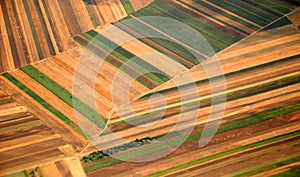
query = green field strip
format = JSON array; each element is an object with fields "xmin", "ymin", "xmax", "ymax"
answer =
[
  {"xmin": 34, "ymin": 0, "xmax": 55, "ymax": 56},
  {"xmin": 147, "ymin": 130, "xmax": 300, "ymax": 177},
  {"xmin": 226, "ymin": 0, "xmax": 279, "ymax": 21},
  {"xmin": 207, "ymin": 0, "xmax": 271, "ymax": 26},
  {"xmin": 1, "ymin": 73, "xmax": 82, "ymax": 134},
  {"xmin": 255, "ymin": 0, "xmax": 291, "ymax": 13},
  {"xmin": 178, "ymin": 0, "xmax": 250, "ymax": 35},
  {"xmin": 241, "ymin": 0, "xmax": 284, "ymax": 17},
  {"xmin": 0, "ymin": 120, "xmax": 42, "ymax": 134},
  {"xmin": 85, "ymin": 30, "xmax": 170, "ymax": 83},
  {"xmin": 194, "ymin": 0, "xmax": 260, "ymax": 31},
  {"xmin": 20, "ymin": 65, "xmax": 106, "ymax": 128},
  {"xmin": 229, "ymin": 153, "xmax": 300, "ymax": 177},
  {"xmin": 262, "ymin": 16, "xmax": 292, "ymax": 31},
  {"xmin": 111, "ymin": 73, "xmax": 300, "ymax": 131},
  {"xmin": 271, "ymin": 166, "xmax": 300, "ymax": 177},
  {"xmin": 120, "ymin": 0, "xmax": 135, "ymax": 15},
  {"xmin": 5, "ymin": 170, "xmax": 27, "ymax": 177},
  {"xmin": 22, "ymin": 0, "xmax": 43, "ymax": 59},
  {"xmin": 133, "ymin": 0, "xmax": 236, "ymax": 51},
  {"xmin": 84, "ymin": 102, "xmax": 300, "ymax": 172}
]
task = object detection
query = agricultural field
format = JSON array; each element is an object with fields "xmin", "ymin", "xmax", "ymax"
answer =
[
  {"xmin": 0, "ymin": 0, "xmax": 299, "ymax": 176},
  {"xmin": 82, "ymin": 20, "xmax": 300, "ymax": 176},
  {"xmin": 0, "ymin": 0, "xmax": 145, "ymax": 73},
  {"xmin": 0, "ymin": 86, "xmax": 78, "ymax": 176}
]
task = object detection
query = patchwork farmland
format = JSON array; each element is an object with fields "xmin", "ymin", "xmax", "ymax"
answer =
[{"xmin": 0, "ymin": 0, "xmax": 300, "ymax": 176}]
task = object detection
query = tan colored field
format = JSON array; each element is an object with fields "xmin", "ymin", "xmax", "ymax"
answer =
[
  {"xmin": 40, "ymin": 157, "xmax": 86, "ymax": 177},
  {"xmin": 129, "ymin": 0, "xmax": 153, "ymax": 11}
]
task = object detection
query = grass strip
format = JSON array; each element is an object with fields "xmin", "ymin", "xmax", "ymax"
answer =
[
  {"xmin": 20, "ymin": 65, "xmax": 106, "ymax": 128},
  {"xmin": 120, "ymin": 0, "xmax": 135, "ymax": 15},
  {"xmin": 2, "ymin": 73, "xmax": 82, "ymax": 134},
  {"xmin": 255, "ymin": 0, "xmax": 291, "ymax": 13},
  {"xmin": 262, "ymin": 16, "xmax": 292, "ymax": 30},
  {"xmin": 226, "ymin": 0, "xmax": 278, "ymax": 21},
  {"xmin": 241, "ymin": 0, "xmax": 283, "ymax": 17},
  {"xmin": 147, "ymin": 130, "xmax": 300, "ymax": 177},
  {"xmin": 207, "ymin": 0, "xmax": 271, "ymax": 26}
]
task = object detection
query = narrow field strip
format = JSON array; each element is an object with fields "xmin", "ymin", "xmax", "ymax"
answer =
[
  {"xmin": 227, "ymin": 153, "xmax": 300, "ymax": 177},
  {"xmin": 120, "ymin": 0, "xmax": 134, "ymax": 15},
  {"xmin": 254, "ymin": 0, "xmax": 291, "ymax": 14}
]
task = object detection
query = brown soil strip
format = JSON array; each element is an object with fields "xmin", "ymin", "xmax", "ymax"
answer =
[
  {"xmin": 0, "ymin": 116, "xmax": 38, "ymax": 129},
  {"xmin": 57, "ymin": 0, "xmax": 81, "ymax": 36},
  {"xmin": 0, "ymin": 137, "xmax": 66, "ymax": 163},
  {"xmin": 0, "ymin": 2, "xmax": 14, "ymax": 71}
]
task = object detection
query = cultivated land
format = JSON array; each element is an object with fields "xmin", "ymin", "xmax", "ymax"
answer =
[
  {"xmin": 0, "ymin": 0, "xmax": 300, "ymax": 176},
  {"xmin": 0, "ymin": 0, "xmax": 144, "ymax": 73}
]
